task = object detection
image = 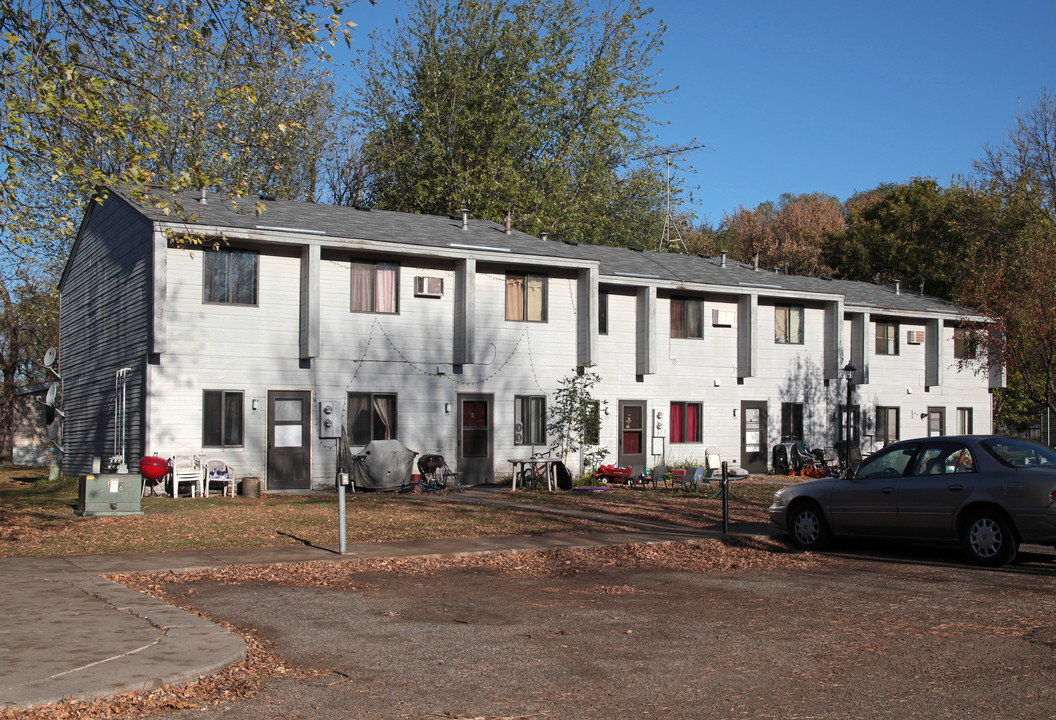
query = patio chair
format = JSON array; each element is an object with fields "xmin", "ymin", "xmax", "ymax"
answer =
[
  {"xmin": 203, "ymin": 458, "xmax": 236, "ymax": 497},
  {"xmin": 440, "ymin": 457, "xmax": 465, "ymax": 492},
  {"xmin": 627, "ymin": 464, "xmax": 649, "ymax": 489},
  {"xmin": 705, "ymin": 447, "xmax": 749, "ymax": 479},
  {"xmin": 170, "ymin": 452, "xmax": 205, "ymax": 498},
  {"xmin": 650, "ymin": 464, "xmax": 669, "ymax": 489},
  {"xmin": 682, "ymin": 466, "xmax": 711, "ymax": 493},
  {"xmin": 670, "ymin": 467, "xmax": 687, "ymax": 489}
]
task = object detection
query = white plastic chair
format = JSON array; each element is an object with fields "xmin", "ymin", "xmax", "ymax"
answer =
[
  {"xmin": 170, "ymin": 453, "xmax": 205, "ymax": 498},
  {"xmin": 204, "ymin": 458, "xmax": 236, "ymax": 497}
]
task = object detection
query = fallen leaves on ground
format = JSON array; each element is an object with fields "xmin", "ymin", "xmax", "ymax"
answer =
[{"xmin": 2, "ymin": 538, "xmax": 820, "ymax": 720}]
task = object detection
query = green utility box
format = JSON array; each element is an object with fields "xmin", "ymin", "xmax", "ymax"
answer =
[{"xmin": 77, "ymin": 473, "xmax": 143, "ymax": 516}]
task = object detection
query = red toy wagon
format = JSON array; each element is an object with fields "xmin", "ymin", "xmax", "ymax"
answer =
[{"xmin": 594, "ymin": 464, "xmax": 634, "ymax": 484}]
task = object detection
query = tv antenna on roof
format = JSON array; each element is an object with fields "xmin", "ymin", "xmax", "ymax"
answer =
[{"xmin": 630, "ymin": 141, "xmax": 709, "ymax": 253}]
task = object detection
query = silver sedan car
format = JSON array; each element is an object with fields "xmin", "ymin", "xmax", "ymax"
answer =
[{"xmin": 769, "ymin": 436, "xmax": 1056, "ymax": 566}]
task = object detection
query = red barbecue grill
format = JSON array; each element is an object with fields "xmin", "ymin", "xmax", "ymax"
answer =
[{"xmin": 140, "ymin": 455, "xmax": 170, "ymax": 495}]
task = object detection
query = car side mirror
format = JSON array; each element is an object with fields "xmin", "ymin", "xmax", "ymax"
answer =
[{"xmin": 843, "ymin": 463, "xmax": 858, "ymax": 480}]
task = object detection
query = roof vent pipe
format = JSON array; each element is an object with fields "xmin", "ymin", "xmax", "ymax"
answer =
[
  {"xmin": 460, "ymin": 208, "xmax": 469, "ymax": 231},
  {"xmin": 198, "ymin": 187, "xmax": 207, "ymax": 207},
  {"xmin": 504, "ymin": 210, "xmax": 512, "ymax": 235},
  {"xmin": 752, "ymin": 252, "xmax": 759, "ymax": 271},
  {"xmin": 720, "ymin": 250, "xmax": 727, "ymax": 268},
  {"xmin": 895, "ymin": 279, "xmax": 901, "ymax": 295},
  {"xmin": 541, "ymin": 231, "xmax": 549, "ymax": 241}
]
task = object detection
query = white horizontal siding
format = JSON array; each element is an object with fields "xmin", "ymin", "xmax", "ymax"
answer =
[{"xmin": 144, "ymin": 244, "xmax": 994, "ymax": 484}]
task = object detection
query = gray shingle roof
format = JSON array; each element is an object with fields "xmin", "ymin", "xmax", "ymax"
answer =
[{"xmin": 123, "ymin": 188, "xmax": 968, "ymax": 318}]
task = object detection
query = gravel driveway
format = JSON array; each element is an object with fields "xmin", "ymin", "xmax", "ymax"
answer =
[{"xmin": 151, "ymin": 539, "xmax": 1056, "ymax": 720}]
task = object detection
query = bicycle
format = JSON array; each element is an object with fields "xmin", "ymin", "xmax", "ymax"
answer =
[
  {"xmin": 520, "ymin": 447, "xmax": 557, "ymax": 491},
  {"xmin": 416, "ymin": 454, "xmax": 464, "ymax": 494}
]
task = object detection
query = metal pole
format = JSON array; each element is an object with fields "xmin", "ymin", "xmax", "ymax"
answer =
[
  {"xmin": 337, "ymin": 474, "xmax": 348, "ymax": 555},
  {"xmin": 845, "ymin": 380, "xmax": 853, "ymax": 464},
  {"xmin": 721, "ymin": 461, "xmax": 729, "ymax": 535}
]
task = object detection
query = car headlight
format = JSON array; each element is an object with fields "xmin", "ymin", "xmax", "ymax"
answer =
[{"xmin": 771, "ymin": 490, "xmax": 787, "ymax": 507}]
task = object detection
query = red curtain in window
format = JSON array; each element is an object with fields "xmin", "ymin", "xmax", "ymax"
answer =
[
  {"xmin": 670, "ymin": 402, "xmax": 684, "ymax": 443},
  {"xmin": 686, "ymin": 403, "xmax": 701, "ymax": 443}
]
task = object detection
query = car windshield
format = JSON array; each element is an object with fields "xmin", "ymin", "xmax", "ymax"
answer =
[
  {"xmin": 980, "ymin": 438, "xmax": 1056, "ymax": 468},
  {"xmin": 855, "ymin": 444, "xmax": 919, "ymax": 479}
]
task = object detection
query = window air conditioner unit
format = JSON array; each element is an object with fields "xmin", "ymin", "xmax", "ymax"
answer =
[
  {"xmin": 712, "ymin": 309, "xmax": 735, "ymax": 327},
  {"xmin": 414, "ymin": 276, "xmax": 444, "ymax": 298},
  {"xmin": 907, "ymin": 330, "xmax": 925, "ymax": 345}
]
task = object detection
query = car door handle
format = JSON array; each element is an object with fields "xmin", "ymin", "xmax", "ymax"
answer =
[
  {"xmin": 947, "ymin": 484, "xmax": 964, "ymax": 492},
  {"xmin": 881, "ymin": 487, "xmax": 894, "ymax": 494}
]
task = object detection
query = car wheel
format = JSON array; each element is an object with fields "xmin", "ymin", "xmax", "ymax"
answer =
[
  {"xmin": 962, "ymin": 508, "xmax": 1019, "ymax": 567},
  {"xmin": 788, "ymin": 502, "xmax": 832, "ymax": 551}
]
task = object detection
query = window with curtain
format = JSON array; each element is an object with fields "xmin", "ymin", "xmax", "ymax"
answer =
[
  {"xmin": 514, "ymin": 395, "xmax": 546, "ymax": 444},
  {"xmin": 954, "ymin": 327, "xmax": 977, "ymax": 359},
  {"xmin": 351, "ymin": 261, "xmax": 399, "ymax": 313},
  {"xmin": 203, "ymin": 248, "xmax": 258, "ymax": 305},
  {"xmin": 670, "ymin": 401, "xmax": 702, "ymax": 443},
  {"xmin": 877, "ymin": 406, "xmax": 900, "ymax": 445},
  {"xmin": 505, "ymin": 274, "xmax": 547, "ymax": 322},
  {"xmin": 875, "ymin": 321, "xmax": 899, "ymax": 355},
  {"xmin": 775, "ymin": 305, "xmax": 804, "ymax": 344},
  {"xmin": 670, "ymin": 297, "xmax": 704, "ymax": 339},
  {"xmin": 203, "ymin": 390, "xmax": 244, "ymax": 447},
  {"xmin": 780, "ymin": 402, "xmax": 803, "ymax": 443},
  {"xmin": 347, "ymin": 393, "xmax": 397, "ymax": 445},
  {"xmin": 957, "ymin": 407, "xmax": 974, "ymax": 434}
]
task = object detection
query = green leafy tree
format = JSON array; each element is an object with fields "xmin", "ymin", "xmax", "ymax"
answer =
[
  {"xmin": 824, "ymin": 179, "xmax": 977, "ymax": 300},
  {"xmin": 352, "ymin": 0, "xmax": 672, "ymax": 245},
  {"xmin": 0, "ymin": 0, "xmax": 354, "ymax": 458},
  {"xmin": 2, "ymin": 0, "xmax": 354, "ymax": 207},
  {"xmin": 547, "ymin": 365, "xmax": 607, "ymax": 475}
]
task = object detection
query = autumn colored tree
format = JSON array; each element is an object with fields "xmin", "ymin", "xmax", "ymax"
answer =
[
  {"xmin": 719, "ymin": 193, "xmax": 844, "ymax": 275},
  {"xmin": 960, "ymin": 91, "xmax": 1056, "ymax": 414},
  {"xmin": 352, "ymin": 0, "xmax": 672, "ymax": 246}
]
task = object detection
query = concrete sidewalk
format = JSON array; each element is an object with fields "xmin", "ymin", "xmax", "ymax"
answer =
[{"xmin": 0, "ymin": 490, "xmax": 771, "ymax": 710}]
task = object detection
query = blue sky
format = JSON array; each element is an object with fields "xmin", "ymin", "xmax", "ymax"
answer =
[{"xmin": 342, "ymin": 0, "xmax": 1056, "ymax": 226}]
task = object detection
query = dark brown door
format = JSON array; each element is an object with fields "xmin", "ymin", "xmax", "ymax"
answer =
[
  {"xmin": 618, "ymin": 400, "xmax": 647, "ymax": 468},
  {"xmin": 458, "ymin": 394, "xmax": 492, "ymax": 485},
  {"xmin": 741, "ymin": 401, "xmax": 768, "ymax": 474},
  {"xmin": 267, "ymin": 390, "xmax": 312, "ymax": 490}
]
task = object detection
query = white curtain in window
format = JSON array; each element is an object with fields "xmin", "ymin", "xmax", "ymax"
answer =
[
  {"xmin": 347, "ymin": 394, "xmax": 370, "ymax": 445},
  {"xmin": 526, "ymin": 276, "xmax": 545, "ymax": 321},
  {"xmin": 789, "ymin": 306, "xmax": 803, "ymax": 343},
  {"xmin": 529, "ymin": 396, "xmax": 545, "ymax": 443},
  {"xmin": 506, "ymin": 276, "xmax": 525, "ymax": 321},
  {"xmin": 351, "ymin": 263, "xmax": 374, "ymax": 312},
  {"xmin": 373, "ymin": 395, "xmax": 395, "ymax": 439},
  {"xmin": 375, "ymin": 263, "xmax": 398, "ymax": 313},
  {"xmin": 775, "ymin": 306, "xmax": 788, "ymax": 343}
]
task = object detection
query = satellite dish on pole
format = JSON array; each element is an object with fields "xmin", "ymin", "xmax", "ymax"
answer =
[
  {"xmin": 45, "ymin": 383, "xmax": 57, "ymax": 407},
  {"xmin": 47, "ymin": 418, "xmax": 60, "ymax": 441},
  {"xmin": 43, "ymin": 348, "xmax": 61, "ymax": 380}
]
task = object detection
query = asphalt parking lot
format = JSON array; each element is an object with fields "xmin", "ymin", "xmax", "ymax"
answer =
[{"xmin": 159, "ymin": 540, "xmax": 1056, "ymax": 720}]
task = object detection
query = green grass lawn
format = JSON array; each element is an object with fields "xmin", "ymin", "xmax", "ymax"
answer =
[{"xmin": 0, "ymin": 465, "xmax": 789, "ymax": 558}]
